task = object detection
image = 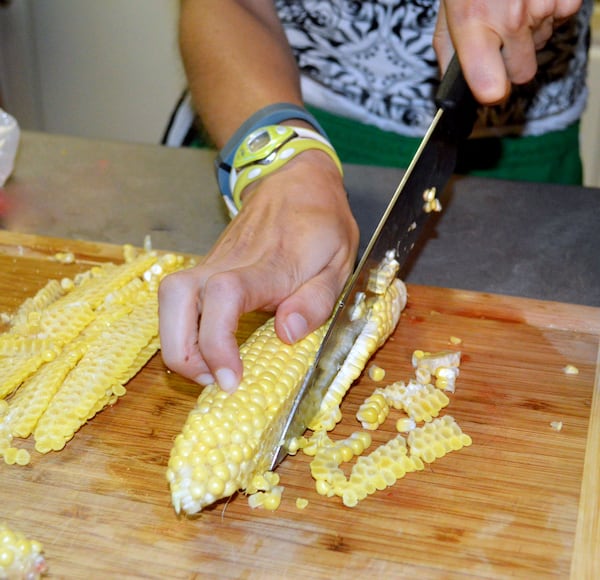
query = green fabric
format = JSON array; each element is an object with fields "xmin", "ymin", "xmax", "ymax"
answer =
[
  {"xmin": 188, "ymin": 106, "xmax": 583, "ymax": 185},
  {"xmin": 306, "ymin": 105, "xmax": 583, "ymax": 185}
]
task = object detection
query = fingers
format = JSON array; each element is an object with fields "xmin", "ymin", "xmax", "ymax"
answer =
[
  {"xmin": 158, "ymin": 268, "xmax": 210, "ymax": 383},
  {"xmin": 275, "ymin": 263, "xmax": 344, "ymax": 345},
  {"xmin": 434, "ymin": 0, "xmax": 583, "ymax": 106},
  {"xmin": 196, "ymin": 263, "xmax": 288, "ymax": 392}
]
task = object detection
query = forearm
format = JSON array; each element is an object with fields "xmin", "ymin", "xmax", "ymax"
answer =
[{"xmin": 179, "ymin": 0, "xmax": 303, "ymax": 147}]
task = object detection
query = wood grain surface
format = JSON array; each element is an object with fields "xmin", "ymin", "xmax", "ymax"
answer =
[{"xmin": 1, "ymin": 231, "xmax": 598, "ymax": 579}]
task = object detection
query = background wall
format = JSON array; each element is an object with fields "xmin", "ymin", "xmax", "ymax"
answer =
[{"xmin": 0, "ymin": 0, "xmax": 186, "ymax": 144}]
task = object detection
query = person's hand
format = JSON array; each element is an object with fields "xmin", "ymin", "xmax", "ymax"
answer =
[
  {"xmin": 158, "ymin": 150, "xmax": 359, "ymax": 392},
  {"xmin": 434, "ymin": 0, "xmax": 583, "ymax": 104}
]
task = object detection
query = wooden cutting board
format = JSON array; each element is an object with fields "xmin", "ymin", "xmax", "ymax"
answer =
[{"xmin": 1, "ymin": 230, "xmax": 598, "ymax": 579}]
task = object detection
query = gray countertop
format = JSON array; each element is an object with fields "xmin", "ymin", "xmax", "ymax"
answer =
[{"xmin": 2, "ymin": 131, "xmax": 599, "ymax": 307}]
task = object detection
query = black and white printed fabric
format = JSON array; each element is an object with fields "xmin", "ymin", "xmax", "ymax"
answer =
[{"xmin": 275, "ymin": 0, "xmax": 593, "ymax": 137}]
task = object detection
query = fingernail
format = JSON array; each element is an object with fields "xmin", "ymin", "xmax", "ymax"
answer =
[
  {"xmin": 195, "ymin": 373, "xmax": 215, "ymax": 386},
  {"xmin": 215, "ymin": 367, "xmax": 238, "ymax": 393},
  {"xmin": 283, "ymin": 312, "xmax": 308, "ymax": 343}
]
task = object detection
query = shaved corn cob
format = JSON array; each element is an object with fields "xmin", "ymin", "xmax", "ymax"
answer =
[
  {"xmin": 0, "ymin": 522, "xmax": 47, "ymax": 579},
  {"xmin": 167, "ymin": 278, "xmax": 407, "ymax": 515},
  {"xmin": 308, "ymin": 278, "xmax": 407, "ymax": 432}
]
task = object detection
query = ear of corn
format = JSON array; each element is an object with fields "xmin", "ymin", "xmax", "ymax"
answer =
[
  {"xmin": 167, "ymin": 317, "xmax": 328, "ymax": 515},
  {"xmin": 166, "ymin": 277, "xmax": 407, "ymax": 515}
]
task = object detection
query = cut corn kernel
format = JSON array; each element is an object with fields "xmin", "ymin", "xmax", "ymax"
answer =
[
  {"xmin": 356, "ymin": 389, "xmax": 389, "ymax": 430},
  {"xmin": 367, "ymin": 364, "xmax": 386, "ymax": 382},
  {"xmin": 295, "ymin": 497, "xmax": 309, "ymax": 509},
  {"xmin": 0, "ymin": 246, "xmax": 187, "ymax": 463},
  {"xmin": 408, "ymin": 415, "xmax": 472, "ymax": 463},
  {"xmin": 412, "ymin": 350, "xmax": 461, "ymax": 393},
  {"xmin": 367, "ymin": 250, "xmax": 399, "ymax": 295},
  {"xmin": 396, "ymin": 417, "xmax": 416, "ymax": 432},
  {"xmin": 0, "ymin": 522, "xmax": 47, "ymax": 579},
  {"xmin": 563, "ymin": 364, "xmax": 579, "ymax": 375}
]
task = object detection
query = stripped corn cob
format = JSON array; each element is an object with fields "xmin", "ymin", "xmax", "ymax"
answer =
[
  {"xmin": 308, "ymin": 278, "xmax": 407, "ymax": 432},
  {"xmin": 0, "ymin": 522, "xmax": 47, "ymax": 580},
  {"xmin": 167, "ymin": 278, "xmax": 407, "ymax": 515}
]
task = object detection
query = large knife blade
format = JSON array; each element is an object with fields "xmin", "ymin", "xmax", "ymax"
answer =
[{"xmin": 268, "ymin": 55, "xmax": 477, "ymax": 470}]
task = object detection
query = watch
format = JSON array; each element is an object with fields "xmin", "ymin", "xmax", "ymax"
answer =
[
  {"xmin": 227, "ymin": 125, "xmax": 343, "ymax": 216},
  {"xmin": 214, "ymin": 103, "xmax": 329, "ymax": 212}
]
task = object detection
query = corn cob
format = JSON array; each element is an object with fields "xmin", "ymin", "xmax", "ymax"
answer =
[
  {"xmin": 167, "ymin": 317, "xmax": 328, "ymax": 514},
  {"xmin": 167, "ymin": 277, "xmax": 407, "ymax": 515}
]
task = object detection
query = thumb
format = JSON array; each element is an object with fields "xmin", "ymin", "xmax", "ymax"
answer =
[{"xmin": 274, "ymin": 273, "xmax": 341, "ymax": 344}]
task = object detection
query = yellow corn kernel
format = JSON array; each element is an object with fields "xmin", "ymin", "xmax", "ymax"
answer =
[
  {"xmin": 295, "ymin": 497, "xmax": 309, "ymax": 509},
  {"xmin": 414, "ymin": 366, "xmax": 430, "ymax": 385},
  {"xmin": 396, "ymin": 417, "xmax": 416, "ymax": 432},
  {"xmin": 356, "ymin": 390, "xmax": 389, "ymax": 430},
  {"xmin": 449, "ymin": 336, "xmax": 462, "ymax": 345},
  {"xmin": 367, "ymin": 364, "xmax": 386, "ymax": 382},
  {"xmin": 53, "ymin": 251, "xmax": 75, "ymax": 264},
  {"xmin": 563, "ymin": 364, "xmax": 579, "ymax": 375},
  {"xmin": 0, "ymin": 522, "xmax": 46, "ymax": 579}
]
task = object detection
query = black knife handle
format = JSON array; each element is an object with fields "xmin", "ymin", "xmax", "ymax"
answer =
[{"xmin": 435, "ymin": 53, "xmax": 478, "ymax": 141}]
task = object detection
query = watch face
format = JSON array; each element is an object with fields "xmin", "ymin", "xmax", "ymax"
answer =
[{"xmin": 247, "ymin": 130, "xmax": 270, "ymax": 153}]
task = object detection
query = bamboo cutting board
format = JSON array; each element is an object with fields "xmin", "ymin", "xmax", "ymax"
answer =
[{"xmin": 0, "ymin": 230, "xmax": 598, "ymax": 579}]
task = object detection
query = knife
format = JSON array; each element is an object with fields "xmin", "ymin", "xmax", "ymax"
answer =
[{"xmin": 268, "ymin": 54, "xmax": 478, "ymax": 470}]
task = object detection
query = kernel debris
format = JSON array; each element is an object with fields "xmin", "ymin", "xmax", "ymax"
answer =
[{"xmin": 0, "ymin": 522, "xmax": 47, "ymax": 579}]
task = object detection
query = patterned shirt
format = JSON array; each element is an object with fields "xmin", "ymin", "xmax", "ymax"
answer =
[{"xmin": 275, "ymin": 0, "xmax": 593, "ymax": 137}]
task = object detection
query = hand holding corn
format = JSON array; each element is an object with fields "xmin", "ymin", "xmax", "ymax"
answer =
[{"xmin": 158, "ymin": 155, "xmax": 358, "ymax": 393}]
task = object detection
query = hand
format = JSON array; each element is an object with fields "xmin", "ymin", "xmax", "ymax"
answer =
[
  {"xmin": 434, "ymin": 0, "xmax": 583, "ymax": 104},
  {"xmin": 158, "ymin": 150, "xmax": 359, "ymax": 392}
]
